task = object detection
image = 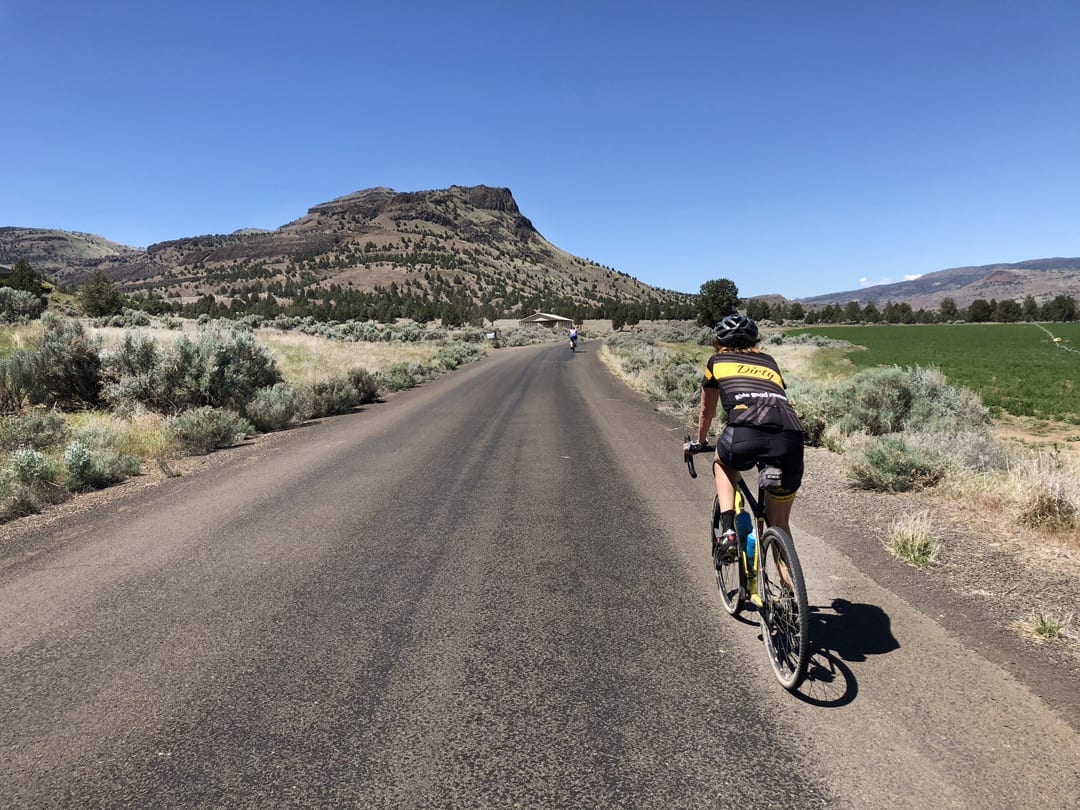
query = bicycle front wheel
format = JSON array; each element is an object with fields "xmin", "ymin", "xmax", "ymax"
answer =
[
  {"xmin": 757, "ymin": 526, "xmax": 809, "ymax": 690},
  {"xmin": 711, "ymin": 496, "xmax": 745, "ymax": 615}
]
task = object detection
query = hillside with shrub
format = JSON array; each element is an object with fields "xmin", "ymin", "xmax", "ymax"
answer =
[{"xmin": 1, "ymin": 186, "xmax": 694, "ymax": 326}]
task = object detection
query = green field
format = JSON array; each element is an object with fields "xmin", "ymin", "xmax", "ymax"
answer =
[{"xmin": 788, "ymin": 322, "xmax": 1080, "ymax": 423}]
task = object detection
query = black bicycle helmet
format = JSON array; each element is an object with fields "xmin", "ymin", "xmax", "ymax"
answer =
[{"xmin": 712, "ymin": 313, "xmax": 759, "ymax": 347}]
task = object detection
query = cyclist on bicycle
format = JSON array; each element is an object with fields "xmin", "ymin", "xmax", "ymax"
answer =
[
  {"xmin": 569, "ymin": 326, "xmax": 578, "ymax": 351},
  {"xmin": 695, "ymin": 313, "xmax": 805, "ymax": 567}
]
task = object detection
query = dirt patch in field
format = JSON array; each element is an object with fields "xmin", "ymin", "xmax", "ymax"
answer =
[{"xmin": 993, "ymin": 414, "xmax": 1080, "ymax": 461}]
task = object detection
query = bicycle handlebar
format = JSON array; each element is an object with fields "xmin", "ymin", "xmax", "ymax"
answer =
[{"xmin": 682, "ymin": 435, "xmax": 714, "ymax": 478}]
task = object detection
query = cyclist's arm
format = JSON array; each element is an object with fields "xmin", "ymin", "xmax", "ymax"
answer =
[{"xmin": 698, "ymin": 385, "xmax": 719, "ymax": 445}]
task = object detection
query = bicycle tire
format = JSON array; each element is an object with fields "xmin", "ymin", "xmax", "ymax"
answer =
[
  {"xmin": 711, "ymin": 496, "xmax": 745, "ymax": 615},
  {"xmin": 757, "ymin": 526, "xmax": 810, "ymax": 690}
]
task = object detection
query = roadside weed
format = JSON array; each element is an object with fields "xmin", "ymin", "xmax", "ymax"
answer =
[
  {"xmin": 0, "ymin": 409, "xmax": 70, "ymax": 450},
  {"xmin": 245, "ymin": 382, "xmax": 307, "ymax": 431},
  {"xmin": 885, "ymin": 511, "xmax": 940, "ymax": 568},
  {"xmin": 0, "ymin": 317, "xmax": 483, "ymax": 524},
  {"xmin": 163, "ymin": 407, "xmax": 253, "ymax": 456},
  {"xmin": 849, "ymin": 435, "xmax": 951, "ymax": 492},
  {"xmin": 1019, "ymin": 612, "xmax": 1072, "ymax": 642},
  {"xmin": 1009, "ymin": 451, "xmax": 1078, "ymax": 532},
  {"xmin": 9, "ymin": 447, "xmax": 58, "ymax": 486},
  {"xmin": 119, "ymin": 420, "xmax": 178, "ymax": 461},
  {"xmin": 68, "ymin": 410, "xmax": 177, "ymax": 461}
]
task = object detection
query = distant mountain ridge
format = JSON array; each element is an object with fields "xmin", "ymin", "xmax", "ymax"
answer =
[
  {"xmin": 5, "ymin": 195, "xmax": 1076, "ymax": 317},
  {"xmin": 0, "ymin": 227, "xmax": 139, "ymax": 268},
  {"xmin": 0, "ymin": 185, "xmax": 691, "ymax": 319},
  {"xmin": 797, "ymin": 257, "xmax": 1080, "ymax": 310}
]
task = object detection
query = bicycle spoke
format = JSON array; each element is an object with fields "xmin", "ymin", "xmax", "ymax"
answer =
[
  {"xmin": 770, "ymin": 594, "xmax": 800, "ymax": 665},
  {"xmin": 758, "ymin": 528, "xmax": 810, "ymax": 690}
]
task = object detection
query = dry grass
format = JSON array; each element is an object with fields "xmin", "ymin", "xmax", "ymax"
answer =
[
  {"xmin": 1008, "ymin": 451, "xmax": 1079, "ymax": 532},
  {"xmin": 943, "ymin": 444, "xmax": 1080, "ymax": 550},
  {"xmin": 82, "ymin": 322, "xmax": 449, "ymax": 384},
  {"xmin": 885, "ymin": 511, "xmax": 940, "ymax": 568},
  {"xmin": 66, "ymin": 410, "xmax": 179, "ymax": 460},
  {"xmin": 254, "ymin": 330, "xmax": 444, "ymax": 383},
  {"xmin": 0, "ymin": 322, "xmax": 44, "ymax": 352},
  {"xmin": 597, "ymin": 343, "xmax": 663, "ymax": 400},
  {"xmin": 88, "ymin": 322, "xmax": 198, "ymax": 349},
  {"xmin": 768, "ymin": 342, "xmax": 853, "ymax": 383}
]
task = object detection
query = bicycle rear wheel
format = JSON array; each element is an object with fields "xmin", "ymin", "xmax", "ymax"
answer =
[
  {"xmin": 757, "ymin": 526, "xmax": 809, "ymax": 690},
  {"xmin": 711, "ymin": 496, "xmax": 745, "ymax": 615}
]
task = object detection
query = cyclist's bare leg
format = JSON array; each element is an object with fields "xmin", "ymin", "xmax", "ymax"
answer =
[
  {"xmin": 713, "ymin": 453, "xmax": 739, "ymax": 512},
  {"xmin": 763, "ymin": 491, "xmax": 794, "ymax": 534},
  {"xmin": 764, "ymin": 491, "xmax": 796, "ymax": 589}
]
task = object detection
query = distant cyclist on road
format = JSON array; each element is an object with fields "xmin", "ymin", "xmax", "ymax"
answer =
[
  {"xmin": 695, "ymin": 313, "xmax": 805, "ymax": 567},
  {"xmin": 569, "ymin": 326, "xmax": 578, "ymax": 351}
]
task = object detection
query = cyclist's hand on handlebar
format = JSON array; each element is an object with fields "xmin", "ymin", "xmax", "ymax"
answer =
[{"xmin": 683, "ymin": 436, "xmax": 714, "ymax": 478}]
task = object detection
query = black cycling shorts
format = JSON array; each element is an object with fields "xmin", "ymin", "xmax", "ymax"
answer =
[{"xmin": 715, "ymin": 425, "xmax": 804, "ymax": 497}]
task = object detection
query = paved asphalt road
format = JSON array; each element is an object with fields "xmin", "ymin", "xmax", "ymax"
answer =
[{"xmin": 1, "ymin": 341, "xmax": 1077, "ymax": 808}]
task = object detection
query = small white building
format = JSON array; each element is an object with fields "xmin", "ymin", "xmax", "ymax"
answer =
[{"xmin": 518, "ymin": 311, "xmax": 575, "ymax": 329}]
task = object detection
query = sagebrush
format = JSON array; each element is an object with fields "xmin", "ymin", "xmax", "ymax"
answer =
[{"xmin": 163, "ymin": 407, "xmax": 253, "ymax": 455}]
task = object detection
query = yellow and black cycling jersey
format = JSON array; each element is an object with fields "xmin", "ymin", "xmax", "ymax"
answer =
[{"xmin": 702, "ymin": 350, "xmax": 804, "ymax": 432}]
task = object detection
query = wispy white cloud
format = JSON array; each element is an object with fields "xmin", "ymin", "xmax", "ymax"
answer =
[
  {"xmin": 904, "ymin": 274, "xmax": 923, "ymax": 281},
  {"xmin": 859, "ymin": 276, "xmax": 893, "ymax": 287}
]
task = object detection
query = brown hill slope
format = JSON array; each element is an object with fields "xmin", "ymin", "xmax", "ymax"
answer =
[
  {"xmin": 798, "ymin": 258, "xmax": 1080, "ymax": 310},
  {"xmin": 0, "ymin": 186, "xmax": 689, "ymax": 315},
  {"xmin": 0, "ymin": 228, "xmax": 139, "ymax": 269}
]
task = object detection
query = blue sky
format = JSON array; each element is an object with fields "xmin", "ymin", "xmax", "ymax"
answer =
[{"xmin": 2, "ymin": 1, "xmax": 1078, "ymax": 299}]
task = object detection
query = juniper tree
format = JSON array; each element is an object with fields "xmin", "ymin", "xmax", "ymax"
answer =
[
  {"xmin": 79, "ymin": 271, "xmax": 125, "ymax": 317},
  {"xmin": 7, "ymin": 259, "xmax": 46, "ymax": 299},
  {"xmin": 695, "ymin": 278, "xmax": 740, "ymax": 326}
]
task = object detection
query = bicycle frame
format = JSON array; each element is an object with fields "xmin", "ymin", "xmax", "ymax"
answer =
[
  {"xmin": 682, "ymin": 438, "xmax": 812, "ymax": 691},
  {"xmin": 734, "ymin": 471, "xmax": 770, "ymax": 605},
  {"xmin": 684, "ymin": 435, "xmax": 810, "ymax": 690},
  {"xmin": 686, "ymin": 440, "xmax": 768, "ymax": 594}
]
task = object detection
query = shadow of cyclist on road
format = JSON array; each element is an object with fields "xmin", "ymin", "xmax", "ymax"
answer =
[
  {"xmin": 795, "ymin": 597, "xmax": 899, "ymax": 707},
  {"xmin": 818, "ymin": 598, "xmax": 899, "ymax": 661}
]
